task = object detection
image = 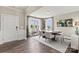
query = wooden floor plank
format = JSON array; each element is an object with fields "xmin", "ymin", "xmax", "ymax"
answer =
[{"xmin": 0, "ymin": 37, "xmax": 74, "ymax": 53}]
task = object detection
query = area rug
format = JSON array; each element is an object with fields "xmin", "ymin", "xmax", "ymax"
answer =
[{"xmin": 31, "ymin": 36, "xmax": 70, "ymax": 53}]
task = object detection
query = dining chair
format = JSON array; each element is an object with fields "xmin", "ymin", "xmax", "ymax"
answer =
[
  {"xmin": 59, "ymin": 33, "xmax": 71, "ymax": 43},
  {"xmin": 44, "ymin": 32, "xmax": 54, "ymax": 41},
  {"xmin": 55, "ymin": 32, "xmax": 62, "ymax": 42},
  {"xmin": 39, "ymin": 31, "xmax": 45, "ymax": 39}
]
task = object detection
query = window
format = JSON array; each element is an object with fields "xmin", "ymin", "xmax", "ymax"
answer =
[
  {"xmin": 45, "ymin": 18, "xmax": 54, "ymax": 31},
  {"xmin": 28, "ymin": 17, "xmax": 41, "ymax": 35}
]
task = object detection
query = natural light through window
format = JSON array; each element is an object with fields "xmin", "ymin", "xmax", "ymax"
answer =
[
  {"xmin": 45, "ymin": 18, "xmax": 53, "ymax": 31},
  {"xmin": 28, "ymin": 17, "xmax": 41, "ymax": 35}
]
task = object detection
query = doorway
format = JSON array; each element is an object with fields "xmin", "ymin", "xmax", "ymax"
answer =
[{"xmin": 1, "ymin": 14, "xmax": 19, "ymax": 43}]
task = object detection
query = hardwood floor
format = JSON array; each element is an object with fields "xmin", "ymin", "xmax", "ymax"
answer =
[
  {"xmin": 0, "ymin": 37, "xmax": 77, "ymax": 53},
  {"xmin": 0, "ymin": 38, "xmax": 60, "ymax": 53}
]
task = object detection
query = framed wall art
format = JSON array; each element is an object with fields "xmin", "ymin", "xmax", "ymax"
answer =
[{"xmin": 57, "ymin": 18, "xmax": 73, "ymax": 27}]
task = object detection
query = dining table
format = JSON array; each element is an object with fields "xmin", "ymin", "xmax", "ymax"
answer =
[{"xmin": 45, "ymin": 31, "xmax": 61, "ymax": 40}]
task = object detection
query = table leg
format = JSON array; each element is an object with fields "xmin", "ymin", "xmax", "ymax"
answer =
[
  {"xmin": 52, "ymin": 35, "xmax": 56, "ymax": 40},
  {"xmin": 53, "ymin": 35, "xmax": 55, "ymax": 40}
]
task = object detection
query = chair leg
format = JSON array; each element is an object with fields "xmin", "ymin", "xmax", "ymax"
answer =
[
  {"xmin": 39, "ymin": 36, "xmax": 41, "ymax": 39},
  {"xmin": 61, "ymin": 38, "xmax": 64, "ymax": 44},
  {"xmin": 39, "ymin": 36, "xmax": 40, "ymax": 40},
  {"xmin": 60, "ymin": 38, "xmax": 62, "ymax": 44},
  {"xmin": 62, "ymin": 38, "xmax": 64, "ymax": 42},
  {"xmin": 45, "ymin": 38, "xmax": 48, "ymax": 42},
  {"xmin": 45, "ymin": 38, "xmax": 46, "ymax": 42},
  {"xmin": 56, "ymin": 36, "xmax": 62, "ymax": 44},
  {"xmin": 61, "ymin": 39, "xmax": 62, "ymax": 44}
]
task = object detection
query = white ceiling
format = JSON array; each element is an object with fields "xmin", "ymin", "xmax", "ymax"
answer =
[
  {"xmin": 9, "ymin": 6, "xmax": 42, "ymax": 11},
  {"xmin": 30, "ymin": 6, "xmax": 79, "ymax": 18},
  {"xmin": 9, "ymin": 6, "xmax": 79, "ymax": 18},
  {"xmin": 9, "ymin": 6, "xmax": 42, "ymax": 14},
  {"xmin": 26, "ymin": 6, "xmax": 42, "ymax": 14},
  {"xmin": 9, "ymin": 6, "xmax": 28, "ymax": 10}
]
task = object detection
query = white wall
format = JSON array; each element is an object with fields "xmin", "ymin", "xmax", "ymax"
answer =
[
  {"xmin": 0, "ymin": 6, "xmax": 25, "ymax": 29},
  {"xmin": 54, "ymin": 11, "xmax": 79, "ymax": 35},
  {"xmin": 0, "ymin": 7, "xmax": 26, "ymax": 44},
  {"xmin": 54, "ymin": 11, "xmax": 79, "ymax": 49}
]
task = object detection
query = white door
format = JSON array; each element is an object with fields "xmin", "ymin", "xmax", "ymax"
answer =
[{"xmin": 1, "ymin": 14, "xmax": 19, "ymax": 42}]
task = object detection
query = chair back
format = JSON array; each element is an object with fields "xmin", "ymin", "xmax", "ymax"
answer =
[
  {"xmin": 39, "ymin": 31, "xmax": 45, "ymax": 36},
  {"xmin": 45, "ymin": 32, "xmax": 54, "ymax": 39}
]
